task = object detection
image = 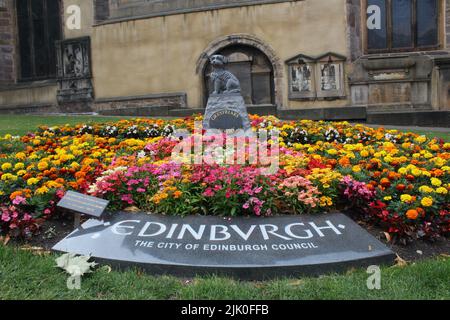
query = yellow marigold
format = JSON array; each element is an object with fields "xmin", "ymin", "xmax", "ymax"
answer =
[
  {"xmin": 411, "ymin": 168, "xmax": 422, "ymax": 177},
  {"xmin": 27, "ymin": 178, "xmax": 40, "ymax": 186},
  {"xmin": 398, "ymin": 167, "xmax": 408, "ymax": 175},
  {"xmin": 414, "ymin": 136, "xmax": 427, "ymax": 144},
  {"xmin": 431, "ymin": 178, "xmax": 442, "ymax": 187},
  {"xmin": 326, "ymin": 149, "xmax": 338, "ymax": 156},
  {"xmin": 1, "ymin": 173, "xmax": 17, "ymax": 181},
  {"xmin": 421, "ymin": 197, "xmax": 433, "ymax": 207},
  {"xmin": 70, "ymin": 162, "xmax": 80, "ymax": 169},
  {"xmin": 15, "ymin": 152, "xmax": 26, "ymax": 160},
  {"xmin": 360, "ymin": 150, "xmax": 370, "ymax": 158},
  {"xmin": 14, "ymin": 163, "xmax": 25, "ymax": 171},
  {"xmin": 436, "ymin": 187, "xmax": 448, "ymax": 195},
  {"xmin": 17, "ymin": 170, "xmax": 27, "ymax": 176},
  {"xmin": 419, "ymin": 186, "xmax": 434, "ymax": 193},
  {"xmin": 430, "ymin": 144, "xmax": 440, "ymax": 151},
  {"xmin": 1, "ymin": 163, "xmax": 12, "ymax": 171},
  {"xmin": 320, "ymin": 196, "xmax": 333, "ymax": 207},
  {"xmin": 400, "ymin": 194, "xmax": 413, "ymax": 203},
  {"xmin": 384, "ymin": 196, "xmax": 392, "ymax": 201},
  {"xmin": 46, "ymin": 181, "xmax": 62, "ymax": 189},
  {"xmin": 37, "ymin": 161, "xmax": 49, "ymax": 171},
  {"xmin": 35, "ymin": 186, "xmax": 49, "ymax": 195},
  {"xmin": 352, "ymin": 165, "xmax": 362, "ymax": 173}
]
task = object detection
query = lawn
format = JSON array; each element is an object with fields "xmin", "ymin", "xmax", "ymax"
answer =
[
  {"xmin": 0, "ymin": 115, "xmax": 131, "ymax": 136},
  {"xmin": 0, "ymin": 115, "xmax": 448, "ymax": 141},
  {"xmin": 0, "ymin": 244, "xmax": 448, "ymax": 300}
]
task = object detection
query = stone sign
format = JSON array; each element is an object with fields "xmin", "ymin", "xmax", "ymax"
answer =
[
  {"xmin": 57, "ymin": 191, "xmax": 109, "ymax": 218},
  {"xmin": 53, "ymin": 212, "xmax": 395, "ymax": 279}
]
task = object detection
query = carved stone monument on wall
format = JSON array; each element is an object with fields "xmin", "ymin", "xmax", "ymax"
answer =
[
  {"xmin": 203, "ymin": 55, "xmax": 251, "ymax": 131},
  {"xmin": 56, "ymin": 37, "xmax": 94, "ymax": 113}
]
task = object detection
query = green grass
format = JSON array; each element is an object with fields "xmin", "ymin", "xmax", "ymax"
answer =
[
  {"xmin": 0, "ymin": 115, "xmax": 131, "ymax": 136},
  {"xmin": 0, "ymin": 115, "xmax": 448, "ymax": 141},
  {"xmin": 0, "ymin": 244, "xmax": 448, "ymax": 300},
  {"xmin": 406, "ymin": 130, "xmax": 450, "ymax": 141}
]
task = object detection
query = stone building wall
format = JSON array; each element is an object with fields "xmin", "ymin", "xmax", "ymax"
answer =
[
  {"xmin": 90, "ymin": 0, "xmax": 348, "ymax": 109},
  {"xmin": 345, "ymin": 0, "xmax": 362, "ymax": 62},
  {"xmin": 0, "ymin": 0, "xmax": 15, "ymax": 84},
  {"xmin": 447, "ymin": 0, "xmax": 450, "ymax": 49}
]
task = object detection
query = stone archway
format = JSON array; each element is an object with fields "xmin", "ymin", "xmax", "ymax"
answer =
[{"xmin": 196, "ymin": 34, "xmax": 284, "ymax": 109}]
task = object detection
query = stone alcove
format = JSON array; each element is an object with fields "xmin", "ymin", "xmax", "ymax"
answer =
[{"xmin": 196, "ymin": 34, "xmax": 284, "ymax": 109}]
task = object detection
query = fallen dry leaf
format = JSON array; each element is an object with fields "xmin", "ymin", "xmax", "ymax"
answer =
[
  {"xmin": 383, "ymin": 232, "xmax": 392, "ymax": 243},
  {"xmin": 288, "ymin": 279, "xmax": 305, "ymax": 287},
  {"xmin": 20, "ymin": 245, "xmax": 51, "ymax": 256},
  {"xmin": 394, "ymin": 255, "xmax": 408, "ymax": 267},
  {"xmin": 124, "ymin": 206, "xmax": 140, "ymax": 213},
  {"xmin": 3, "ymin": 235, "xmax": 10, "ymax": 246},
  {"xmin": 101, "ymin": 265, "xmax": 112, "ymax": 273}
]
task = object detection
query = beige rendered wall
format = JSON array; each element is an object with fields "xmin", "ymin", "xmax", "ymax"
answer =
[{"xmin": 90, "ymin": 0, "xmax": 349, "ymax": 109}]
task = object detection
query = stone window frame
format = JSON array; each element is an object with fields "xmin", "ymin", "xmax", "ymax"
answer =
[
  {"xmin": 362, "ymin": 0, "xmax": 445, "ymax": 54},
  {"xmin": 315, "ymin": 52, "xmax": 347, "ymax": 100},
  {"xmin": 286, "ymin": 52, "xmax": 347, "ymax": 101},
  {"xmin": 14, "ymin": 0, "xmax": 63, "ymax": 81},
  {"xmin": 286, "ymin": 54, "xmax": 316, "ymax": 101}
]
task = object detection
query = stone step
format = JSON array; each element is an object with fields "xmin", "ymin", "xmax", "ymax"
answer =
[
  {"xmin": 367, "ymin": 110, "xmax": 450, "ymax": 128},
  {"xmin": 367, "ymin": 104, "xmax": 433, "ymax": 114},
  {"xmin": 247, "ymin": 104, "xmax": 277, "ymax": 116}
]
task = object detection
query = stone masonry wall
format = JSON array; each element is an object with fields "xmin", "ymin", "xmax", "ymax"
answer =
[
  {"xmin": 447, "ymin": 0, "xmax": 450, "ymax": 49},
  {"xmin": 0, "ymin": 0, "xmax": 15, "ymax": 84},
  {"xmin": 94, "ymin": 0, "xmax": 110, "ymax": 23},
  {"xmin": 346, "ymin": 0, "xmax": 362, "ymax": 61}
]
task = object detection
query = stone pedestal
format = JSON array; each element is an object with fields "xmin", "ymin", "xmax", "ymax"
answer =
[{"xmin": 203, "ymin": 93, "xmax": 251, "ymax": 131}]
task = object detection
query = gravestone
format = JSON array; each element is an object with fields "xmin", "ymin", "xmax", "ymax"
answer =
[
  {"xmin": 203, "ymin": 55, "xmax": 252, "ymax": 132},
  {"xmin": 53, "ymin": 212, "xmax": 395, "ymax": 280}
]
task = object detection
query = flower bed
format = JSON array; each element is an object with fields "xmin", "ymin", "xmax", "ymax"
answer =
[{"xmin": 0, "ymin": 116, "xmax": 448, "ymax": 240}]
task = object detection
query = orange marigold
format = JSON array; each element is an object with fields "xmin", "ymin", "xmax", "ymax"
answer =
[{"xmin": 406, "ymin": 209, "xmax": 419, "ymax": 220}]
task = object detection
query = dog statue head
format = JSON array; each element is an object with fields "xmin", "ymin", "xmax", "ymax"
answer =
[{"xmin": 210, "ymin": 54, "xmax": 228, "ymax": 68}]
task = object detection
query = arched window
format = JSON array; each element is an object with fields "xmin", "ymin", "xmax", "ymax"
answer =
[
  {"xmin": 204, "ymin": 45, "xmax": 274, "ymax": 106},
  {"xmin": 16, "ymin": 0, "xmax": 62, "ymax": 81},
  {"xmin": 366, "ymin": 0, "xmax": 440, "ymax": 53}
]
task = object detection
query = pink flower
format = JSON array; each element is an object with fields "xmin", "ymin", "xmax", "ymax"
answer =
[
  {"xmin": 12, "ymin": 196, "xmax": 27, "ymax": 206},
  {"xmin": 203, "ymin": 188, "xmax": 215, "ymax": 197},
  {"xmin": 121, "ymin": 194, "xmax": 134, "ymax": 205},
  {"xmin": 44, "ymin": 209, "xmax": 52, "ymax": 215},
  {"xmin": 136, "ymin": 188, "xmax": 146, "ymax": 193},
  {"xmin": 1, "ymin": 212, "xmax": 10, "ymax": 222}
]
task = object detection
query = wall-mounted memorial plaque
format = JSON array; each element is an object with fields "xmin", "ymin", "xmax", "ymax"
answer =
[
  {"xmin": 57, "ymin": 191, "xmax": 109, "ymax": 218},
  {"xmin": 53, "ymin": 212, "xmax": 395, "ymax": 280}
]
